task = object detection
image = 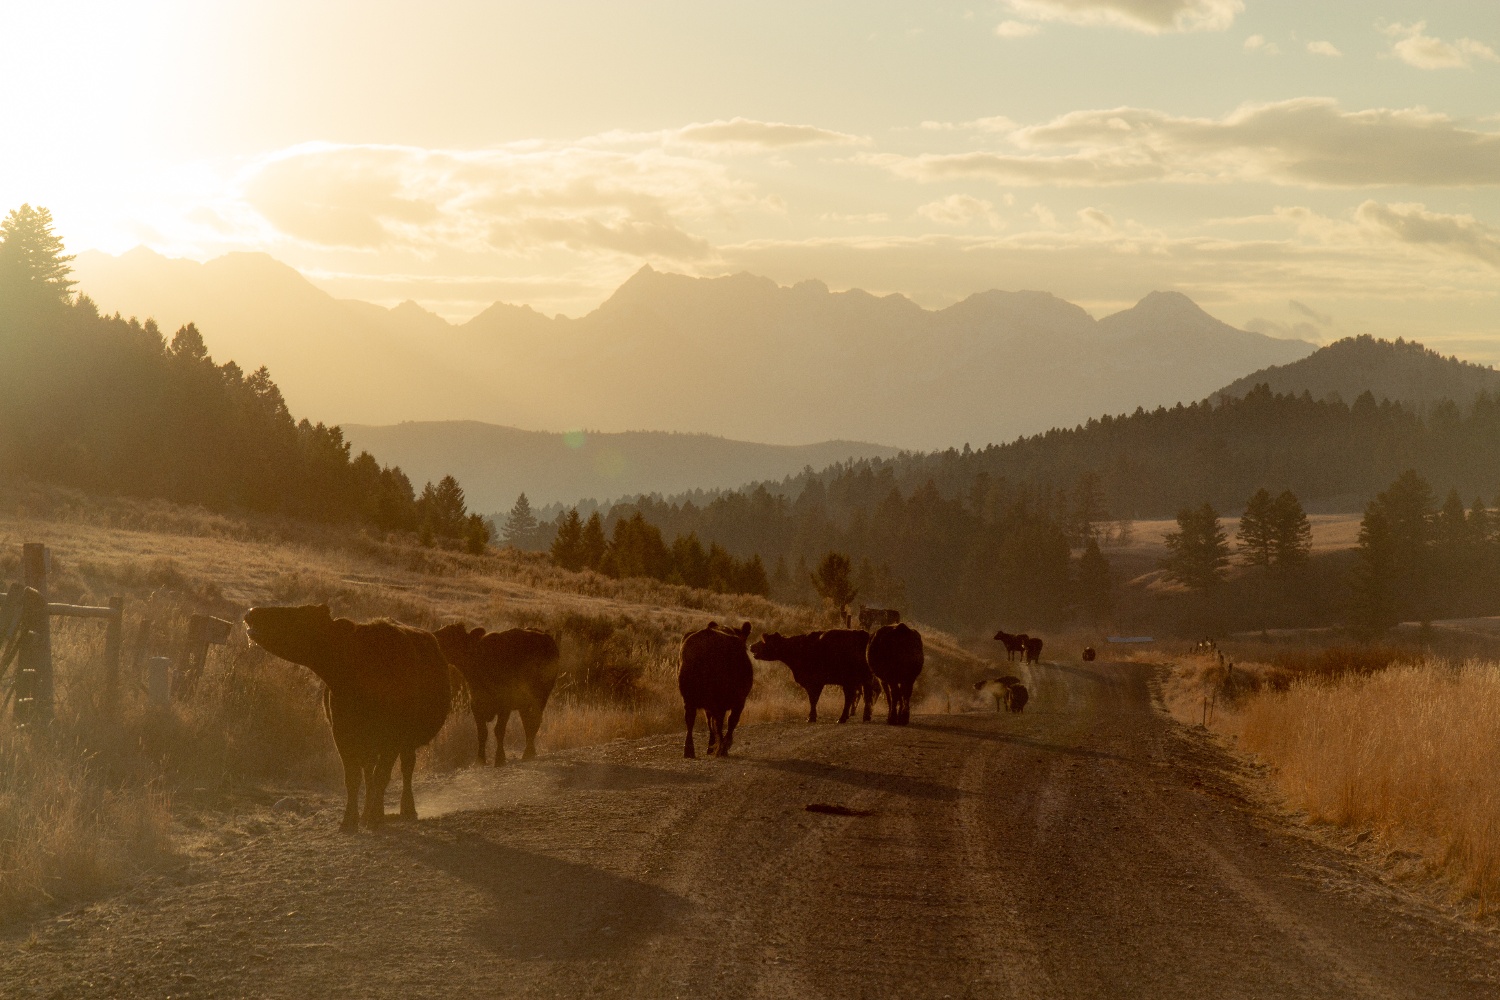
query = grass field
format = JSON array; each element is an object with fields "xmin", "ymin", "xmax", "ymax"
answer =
[
  {"xmin": 0, "ymin": 482, "xmax": 986, "ymax": 923},
  {"xmin": 1162, "ymin": 644, "xmax": 1500, "ymax": 914}
]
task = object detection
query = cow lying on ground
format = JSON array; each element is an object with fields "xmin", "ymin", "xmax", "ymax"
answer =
[
  {"xmin": 1023, "ymin": 636, "xmax": 1043, "ymax": 664},
  {"xmin": 993, "ymin": 629, "xmax": 1026, "ymax": 661},
  {"xmin": 868, "ymin": 623, "xmax": 923, "ymax": 725},
  {"xmin": 434, "ymin": 624, "xmax": 561, "ymax": 766},
  {"xmin": 678, "ymin": 621, "xmax": 755, "ymax": 758},
  {"xmin": 751, "ymin": 629, "xmax": 872, "ymax": 723},
  {"xmin": 973, "ymin": 675, "xmax": 1029, "ymax": 714},
  {"xmin": 244, "ymin": 604, "xmax": 449, "ymax": 832}
]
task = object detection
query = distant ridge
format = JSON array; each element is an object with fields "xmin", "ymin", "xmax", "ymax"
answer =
[
  {"xmin": 1215, "ymin": 335, "xmax": 1500, "ymax": 410},
  {"xmin": 74, "ymin": 250, "xmax": 1315, "ymax": 450},
  {"xmin": 340, "ymin": 421, "xmax": 901, "ymax": 512}
]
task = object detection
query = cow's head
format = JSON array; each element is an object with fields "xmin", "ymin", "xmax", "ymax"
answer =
[
  {"xmin": 244, "ymin": 604, "xmax": 335, "ymax": 665},
  {"xmin": 749, "ymin": 631, "xmax": 787, "ymax": 661},
  {"xmin": 433, "ymin": 622, "xmax": 485, "ymax": 667}
]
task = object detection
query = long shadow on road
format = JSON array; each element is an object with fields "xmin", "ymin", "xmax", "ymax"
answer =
[
  {"xmin": 907, "ymin": 718, "xmax": 1132, "ymax": 763},
  {"xmin": 744, "ymin": 755, "xmax": 966, "ymax": 800}
]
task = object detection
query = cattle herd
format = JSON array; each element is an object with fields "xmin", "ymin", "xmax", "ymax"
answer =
[{"xmin": 242, "ymin": 603, "xmax": 1041, "ymax": 831}]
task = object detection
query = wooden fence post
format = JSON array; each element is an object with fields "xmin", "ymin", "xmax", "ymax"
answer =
[
  {"xmin": 103, "ymin": 596, "xmax": 124, "ymax": 708},
  {"xmin": 174, "ymin": 614, "xmax": 233, "ymax": 698},
  {"xmin": 20, "ymin": 545, "xmax": 52, "ymax": 723}
]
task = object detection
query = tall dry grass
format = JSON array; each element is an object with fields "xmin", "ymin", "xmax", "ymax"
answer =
[{"xmin": 1164, "ymin": 645, "xmax": 1500, "ymax": 911}]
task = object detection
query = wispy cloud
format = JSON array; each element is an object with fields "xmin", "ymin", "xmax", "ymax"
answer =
[
  {"xmin": 1381, "ymin": 21, "xmax": 1497, "ymax": 70},
  {"xmin": 673, "ymin": 118, "xmax": 866, "ymax": 150},
  {"xmin": 1306, "ymin": 40, "xmax": 1341, "ymax": 57},
  {"xmin": 1356, "ymin": 201, "xmax": 1500, "ymax": 268},
  {"xmin": 995, "ymin": 20, "xmax": 1042, "ymax": 38},
  {"xmin": 1244, "ymin": 34, "xmax": 1279, "ymax": 56},
  {"xmin": 862, "ymin": 100, "xmax": 1500, "ymax": 188},
  {"xmin": 918, "ymin": 195, "xmax": 1002, "ymax": 227},
  {"xmin": 1003, "ymin": 0, "xmax": 1241, "ymax": 34}
]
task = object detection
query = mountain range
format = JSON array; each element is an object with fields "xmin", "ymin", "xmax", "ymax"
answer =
[
  {"xmin": 340, "ymin": 422, "xmax": 900, "ymax": 513},
  {"xmin": 73, "ymin": 248, "xmax": 1315, "ymax": 451}
]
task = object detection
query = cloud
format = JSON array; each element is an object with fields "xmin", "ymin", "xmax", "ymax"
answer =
[
  {"xmin": 1244, "ymin": 35, "xmax": 1279, "ymax": 56},
  {"xmin": 995, "ymin": 20, "xmax": 1042, "ymax": 38},
  {"xmin": 1382, "ymin": 22, "xmax": 1497, "ymax": 70},
  {"xmin": 673, "ymin": 118, "xmax": 866, "ymax": 149},
  {"xmin": 1306, "ymin": 40, "xmax": 1341, "ymax": 57},
  {"xmin": 1078, "ymin": 207, "xmax": 1116, "ymax": 231},
  {"xmin": 917, "ymin": 195, "xmax": 1000, "ymax": 227},
  {"xmin": 919, "ymin": 116, "xmax": 1019, "ymax": 133},
  {"xmin": 1289, "ymin": 299, "xmax": 1333, "ymax": 325},
  {"xmin": 241, "ymin": 141, "xmax": 747, "ymax": 259},
  {"xmin": 1355, "ymin": 201, "xmax": 1500, "ymax": 268},
  {"xmin": 862, "ymin": 99, "xmax": 1500, "ymax": 188},
  {"xmin": 1003, "ymin": 0, "xmax": 1241, "ymax": 34}
]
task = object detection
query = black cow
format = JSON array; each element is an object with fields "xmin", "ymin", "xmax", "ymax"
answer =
[
  {"xmin": 868, "ymin": 623, "xmax": 923, "ymax": 725},
  {"xmin": 751, "ymin": 629, "xmax": 872, "ymax": 723},
  {"xmin": 993, "ymin": 629, "xmax": 1027, "ymax": 661},
  {"xmin": 678, "ymin": 621, "xmax": 755, "ymax": 758},
  {"xmin": 1023, "ymin": 636, "xmax": 1043, "ymax": 664}
]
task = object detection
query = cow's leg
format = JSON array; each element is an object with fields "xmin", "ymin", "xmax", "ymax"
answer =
[
  {"xmin": 706, "ymin": 710, "xmax": 720, "ymax": 755},
  {"xmin": 862, "ymin": 680, "xmax": 874, "ymax": 723},
  {"xmin": 885, "ymin": 681, "xmax": 898, "ymax": 725},
  {"xmin": 994, "ymin": 693, "xmax": 1002, "ymax": 713},
  {"xmin": 837, "ymin": 685, "xmax": 854, "ymax": 724},
  {"xmin": 520, "ymin": 703, "xmax": 543, "ymax": 761},
  {"xmin": 722, "ymin": 705, "xmax": 744, "ymax": 757},
  {"xmin": 339, "ymin": 756, "xmax": 361, "ymax": 833},
  {"xmin": 399, "ymin": 747, "xmax": 417, "ymax": 819},
  {"xmin": 805, "ymin": 684, "xmax": 821, "ymax": 723},
  {"xmin": 494, "ymin": 708, "xmax": 513, "ymax": 766},
  {"xmin": 683, "ymin": 704, "xmax": 697, "ymax": 759},
  {"xmin": 363, "ymin": 759, "xmax": 389, "ymax": 828},
  {"xmin": 473, "ymin": 708, "xmax": 488, "ymax": 765}
]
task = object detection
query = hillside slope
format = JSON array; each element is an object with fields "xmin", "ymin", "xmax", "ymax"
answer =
[
  {"xmin": 1216, "ymin": 335, "xmax": 1500, "ymax": 410},
  {"xmin": 74, "ymin": 250, "xmax": 1314, "ymax": 450},
  {"xmin": 341, "ymin": 421, "xmax": 901, "ymax": 512}
]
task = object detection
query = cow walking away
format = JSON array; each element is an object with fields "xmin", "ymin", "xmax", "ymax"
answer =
[
  {"xmin": 1023, "ymin": 636, "xmax": 1043, "ymax": 665},
  {"xmin": 434, "ymin": 624, "xmax": 561, "ymax": 766},
  {"xmin": 868, "ymin": 623, "xmax": 923, "ymax": 725},
  {"xmin": 678, "ymin": 621, "xmax": 755, "ymax": 758},
  {"xmin": 244, "ymin": 605, "xmax": 450, "ymax": 832},
  {"xmin": 751, "ymin": 629, "xmax": 873, "ymax": 723}
]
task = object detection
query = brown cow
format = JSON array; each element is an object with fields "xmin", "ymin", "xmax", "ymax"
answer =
[
  {"xmin": 973, "ymin": 675, "xmax": 1023, "ymax": 713},
  {"xmin": 433, "ymin": 624, "xmax": 561, "ymax": 766},
  {"xmin": 243, "ymin": 604, "xmax": 449, "ymax": 832},
  {"xmin": 678, "ymin": 621, "xmax": 755, "ymax": 758},
  {"xmin": 751, "ymin": 629, "xmax": 872, "ymax": 723},
  {"xmin": 868, "ymin": 623, "xmax": 924, "ymax": 725}
]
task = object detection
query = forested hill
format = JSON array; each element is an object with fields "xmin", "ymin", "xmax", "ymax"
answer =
[
  {"xmin": 0, "ymin": 206, "xmax": 486, "ymax": 545},
  {"xmin": 634, "ymin": 383, "xmax": 1500, "ymax": 523},
  {"xmin": 1216, "ymin": 335, "xmax": 1500, "ymax": 412}
]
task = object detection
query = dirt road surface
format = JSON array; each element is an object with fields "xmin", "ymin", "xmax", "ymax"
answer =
[{"xmin": 5, "ymin": 660, "xmax": 1499, "ymax": 998}]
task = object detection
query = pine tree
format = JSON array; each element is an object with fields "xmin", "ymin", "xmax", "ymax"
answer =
[
  {"xmin": 1068, "ymin": 471, "xmax": 1108, "ymax": 545},
  {"xmin": 580, "ymin": 511, "xmax": 607, "ymax": 570},
  {"xmin": 502, "ymin": 492, "xmax": 539, "ymax": 547},
  {"xmin": 551, "ymin": 508, "xmax": 585, "ymax": 570},
  {"xmin": 1161, "ymin": 503, "xmax": 1230, "ymax": 590},
  {"xmin": 1353, "ymin": 500, "xmax": 1399, "ymax": 635},
  {"xmin": 1269, "ymin": 490, "xmax": 1312, "ymax": 570},
  {"xmin": 1468, "ymin": 497, "xmax": 1491, "ymax": 546},
  {"xmin": 1237, "ymin": 488, "xmax": 1276, "ymax": 568},
  {"xmin": 463, "ymin": 513, "xmax": 491, "ymax": 554},
  {"xmin": 0, "ymin": 204, "xmax": 75, "ymax": 304},
  {"xmin": 735, "ymin": 554, "xmax": 771, "ymax": 597},
  {"xmin": 1075, "ymin": 536, "xmax": 1113, "ymax": 624},
  {"xmin": 811, "ymin": 551, "xmax": 858, "ymax": 620}
]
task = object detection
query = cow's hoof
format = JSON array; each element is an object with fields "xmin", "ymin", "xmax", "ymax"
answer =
[
  {"xmin": 339, "ymin": 818, "xmax": 359, "ymax": 834},
  {"xmin": 522, "ymin": 748, "xmax": 536, "ymax": 761}
]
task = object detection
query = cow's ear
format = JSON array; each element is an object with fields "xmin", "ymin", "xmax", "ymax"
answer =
[
  {"xmin": 469, "ymin": 627, "xmax": 484, "ymax": 640},
  {"xmin": 316, "ymin": 604, "xmax": 332, "ymax": 619},
  {"xmin": 706, "ymin": 621, "xmax": 718, "ymax": 630},
  {"xmin": 739, "ymin": 622, "xmax": 752, "ymax": 639}
]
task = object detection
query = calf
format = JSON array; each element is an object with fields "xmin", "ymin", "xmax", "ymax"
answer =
[
  {"xmin": 434, "ymin": 624, "xmax": 561, "ymax": 765},
  {"xmin": 751, "ymin": 629, "xmax": 872, "ymax": 723},
  {"xmin": 679, "ymin": 621, "xmax": 755, "ymax": 758},
  {"xmin": 868, "ymin": 623, "xmax": 924, "ymax": 725},
  {"xmin": 973, "ymin": 675, "xmax": 1029, "ymax": 714}
]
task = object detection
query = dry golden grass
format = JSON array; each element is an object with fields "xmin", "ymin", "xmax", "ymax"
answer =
[
  {"xmin": 1163, "ymin": 646, "xmax": 1500, "ymax": 911},
  {"xmin": 0, "ymin": 481, "xmax": 985, "ymax": 922}
]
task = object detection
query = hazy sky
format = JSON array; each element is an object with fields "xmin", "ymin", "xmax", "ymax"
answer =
[{"xmin": 4, "ymin": 1, "xmax": 1498, "ymax": 355}]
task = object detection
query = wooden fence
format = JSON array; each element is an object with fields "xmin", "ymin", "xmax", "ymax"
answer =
[{"xmin": 1, "ymin": 543, "xmax": 231, "ymax": 723}]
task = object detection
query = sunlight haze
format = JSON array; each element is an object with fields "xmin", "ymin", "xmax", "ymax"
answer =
[{"xmin": 5, "ymin": 1, "xmax": 1498, "ymax": 355}]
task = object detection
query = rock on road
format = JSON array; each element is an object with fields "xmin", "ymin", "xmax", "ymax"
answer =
[{"xmin": 5, "ymin": 660, "xmax": 1500, "ymax": 998}]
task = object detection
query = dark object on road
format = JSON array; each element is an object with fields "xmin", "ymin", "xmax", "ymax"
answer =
[
  {"xmin": 868, "ymin": 622, "xmax": 923, "ymax": 725},
  {"xmin": 244, "ymin": 604, "xmax": 449, "ymax": 832},
  {"xmin": 805, "ymin": 803, "xmax": 875, "ymax": 817},
  {"xmin": 859, "ymin": 606, "xmax": 901, "ymax": 630},
  {"xmin": 993, "ymin": 629, "xmax": 1027, "ymax": 661},
  {"xmin": 1023, "ymin": 636, "xmax": 1043, "ymax": 664},
  {"xmin": 1082, "ymin": 646, "xmax": 1097, "ymax": 662},
  {"xmin": 679, "ymin": 621, "xmax": 755, "ymax": 758},
  {"xmin": 751, "ymin": 629, "xmax": 873, "ymax": 723},
  {"xmin": 434, "ymin": 624, "xmax": 561, "ymax": 765}
]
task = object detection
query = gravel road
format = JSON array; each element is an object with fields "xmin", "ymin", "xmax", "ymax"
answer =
[{"xmin": 5, "ymin": 659, "xmax": 1499, "ymax": 998}]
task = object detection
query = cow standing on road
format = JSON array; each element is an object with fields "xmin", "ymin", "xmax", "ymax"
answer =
[{"xmin": 751, "ymin": 629, "xmax": 873, "ymax": 723}]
